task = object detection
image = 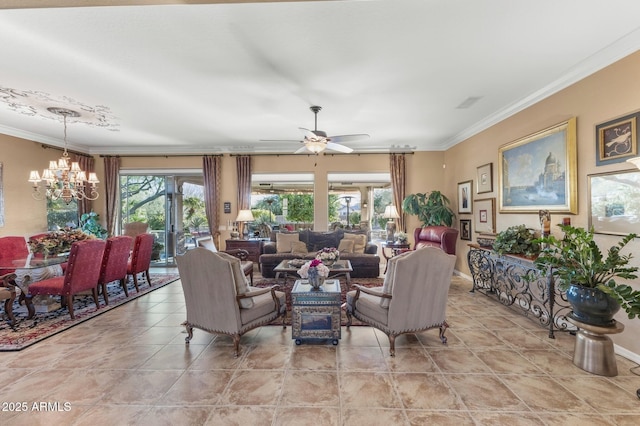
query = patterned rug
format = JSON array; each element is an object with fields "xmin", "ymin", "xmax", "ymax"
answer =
[
  {"xmin": 254, "ymin": 277, "xmax": 383, "ymax": 326},
  {"xmin": 0, "ymin": 273, "xmax": 180, "ymax": 351}
]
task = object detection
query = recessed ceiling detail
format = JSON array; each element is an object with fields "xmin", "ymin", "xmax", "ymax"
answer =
[{"xmin": 0, "ymin": 86, "xmax": 119, "ymax": 131}]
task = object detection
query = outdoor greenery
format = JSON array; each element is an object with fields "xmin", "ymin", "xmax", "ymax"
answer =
[
  {"xmin": 402, "ymin": 190, "xmax": 455, "ymax": 227},
  {"xmin": 535, "ymin": 225, "xmax": 640, "ymax": 319},
  {"xmin": 492, "ymin": 225, "xmax": 540, "ymax": 257}
]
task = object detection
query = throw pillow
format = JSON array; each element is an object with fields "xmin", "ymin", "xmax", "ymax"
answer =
[
  {"xmin": 291, "ymin": 240, "xmax": 308, "ymax": 254},
  {"xmin": 337, "ymin": 238, "xmax": 354, "ymax": 254},
  {"xmin": 343, "ymin": 232, "xmax": 367, "ymax": 253},
  {"xmin": 217, "ymin": 252, "xmax": 254, "ymax": 308},
  {"xmin": 276, "ymin": 232, "xmax": 300, "ymax": 253}
]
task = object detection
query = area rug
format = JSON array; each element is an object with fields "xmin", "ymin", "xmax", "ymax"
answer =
[
  {"xmin": 254, "ymin": 277, "xmax": 383, "ymax": 326},
  {"xmin": 0, "ymin": 273, "xmax": 180, "ymax": 351}
]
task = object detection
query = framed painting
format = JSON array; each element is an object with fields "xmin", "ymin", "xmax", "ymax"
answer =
[
  {"xmin": 474, "ymin": 197, "xmax": 495, "ymax": 234},
  {"xmin": 460, "ymin": 219, "xmax": 472, "ymax": 241},
  {"xmin": 457, "ymin": 180, "xmax": 472, "ymax": 214},
  {"xmin": 588, "ymin": 169, "xmax": 640, "ymax": 235},
  {"xmin": 476, "ymin": 162, "xmax": 493, "ymax": 194},
  {"xmin": 595, "ymin": 111, "xmax": 638, "ymax": 166},
  {"xmin": 498, "ymin": 117, "xmax": 577, "ymax": 213}
]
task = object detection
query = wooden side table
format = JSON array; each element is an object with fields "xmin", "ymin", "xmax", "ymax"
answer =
[
  {"xmin": 566, "ymin": 316, "xmax": 625, "ymax": 376},
  {"xmin": 225, "ymin": 239, "xmax": 264, "ymax": 264},
  {"xmin": 381, "ymin": 242, "xmax": 411, "ymax": 273}
]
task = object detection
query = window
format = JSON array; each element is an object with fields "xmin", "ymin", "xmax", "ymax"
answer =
[{"xmin": 47, "ymin": 198, "xmax": 78, "ymax": 230}]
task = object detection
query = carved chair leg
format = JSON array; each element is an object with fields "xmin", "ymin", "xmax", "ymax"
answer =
[
  {"xmin": 67, "ymin": 295, "xmax": 75, "ymax": 319},
  {"xmin": 4, "ymin": 294, "xmax": 16, "ymax": 326},
  {"xmin": 91, "ymin": 287, "xmax": 100, "ymax": 308},
  {"xmin": 145, "ymin": 270, "xmax": 152, "ymax": 287},
  {"xmin": 345, "ymin": 310, "xmax": 353, "ymax": 327},
  {"xmin": 388, "ymin": 334, "xmax": 396, "ymax": 357},
  {"xmin": 281, "ymin": 310, "xmax": 287, "ymax": 329},
  {"xmin": 101, "ymin": 282, "xmax": 109, "ymax": 305},
  {"xmin": 184, "ymin": 322, "xmax": 193, "ymax": 344},
  {"xmin": 439, "ymin": 321, "xmax": 449, "ymax": 344},
  {"xmin": 132, "ymin": 274, "xmax": 140, "ymax": 293},
  {"xmin": 232, "ymin": 334, "xmax": 241, "ymax": 358},
  {"xmin": 23, "ymin": 294, "xmax": 35, "ymax": 319},
  {"xmin": 120, "ymin": 278, "xmax": 129, "ymax": 297}
]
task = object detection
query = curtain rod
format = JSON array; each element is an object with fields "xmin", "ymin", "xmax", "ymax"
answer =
[
  {"xmin": 99, "ymin": 154, "xmax": 223, "ymax": 158},
  {"xmin": 38, "ymin": 143, "xmax": 89, "ymax": 157}
]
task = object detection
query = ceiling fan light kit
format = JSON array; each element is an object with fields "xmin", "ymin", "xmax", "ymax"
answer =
[{"xmin": 265, "ymin": 106, "xmax": 369, "ymax": 154}]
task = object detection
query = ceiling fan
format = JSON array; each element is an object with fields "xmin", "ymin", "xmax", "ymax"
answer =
[{"xmin": 263, "ymin": 106, "xmax": 369, "ymax": 154}]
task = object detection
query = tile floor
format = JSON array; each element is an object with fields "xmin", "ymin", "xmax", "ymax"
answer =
[{"xmin": 1, "ymin": 274, "xmax": 639, "ymax": 425}]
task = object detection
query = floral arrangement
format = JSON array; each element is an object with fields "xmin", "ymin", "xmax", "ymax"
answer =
[
  {"xmin": 395, "ymin": 231, "xmax": 408, "ymax": 243},
  {"xmin": 28, "ymin": 228, "xmax": 94, "ymax": 256},
  {"xmin": 297, "ymin": 258, "xmax": 330, "ymax": 279},
  {"xmin": 316, "ymin": 247, "xmax": 339, "ymax": 262}
]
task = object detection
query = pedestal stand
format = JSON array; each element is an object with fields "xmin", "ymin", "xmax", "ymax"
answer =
[{"xmin": 566, "ymin": 316, "xmax": 624, "ymax": 377}]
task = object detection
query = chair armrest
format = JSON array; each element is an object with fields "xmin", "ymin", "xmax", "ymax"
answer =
[
  {"xmin": 349, "ymin": 284, "xmax": 391, "ymax": 305},
  {"xmin": 238, "ymin": 285, "xmax": 282, "ymax": 313},
  {"xmin": 364, "ymin": 243, "xmax": 378, "ymax": 255},
  {"xmin": 1, "ymin": 273, "xmax": 17, "ymax": 292},
  {"xmin": 262, "ymin": 242, "xmax": 277, "ymax": 254},
  {"xmin": 225, "ymin": 248, "xmax": 250, "ymax": 261}
]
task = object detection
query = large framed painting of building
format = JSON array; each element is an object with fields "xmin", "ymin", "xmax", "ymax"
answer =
[{"xmin": 498, "ymin": 118, "xmax": 577, "ymax": 214}]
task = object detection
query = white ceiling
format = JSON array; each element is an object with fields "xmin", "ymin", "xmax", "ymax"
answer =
[{"xmin": 1, "ymin": 0, "xmax": 640, "ymax": 156}]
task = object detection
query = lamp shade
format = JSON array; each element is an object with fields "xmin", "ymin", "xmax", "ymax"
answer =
[
  {"xmin": 236, "ymin": 209, "xmax": 255, "ymax": 222},
  {"xmin": 383, "ymin": 205, "xmax": 400, "ymax": 219},
  {"xmin": 627, "ymin": 157, "xmax": 640, "ymax": 169}
]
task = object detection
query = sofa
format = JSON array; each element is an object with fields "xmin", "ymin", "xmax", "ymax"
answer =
[
  {"xmin": 413, "ymin": 226, "xmax": 458, "ymax": 255},
  {"xmin": 259, "ymin": 229, "xmax": 380, "ymax": 278}
]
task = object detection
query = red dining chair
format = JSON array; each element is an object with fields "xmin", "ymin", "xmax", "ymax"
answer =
[
  {"xmin": 0, "ymin": 236, "xmax": 29, "ymax": 275},
  {"xmin": 127, "ymin": 233, "xmax": 154, "ymax": 293},
  {"xmin": 26, "ymin": 239, "xmax": 106, "ymax": 319},
  {"xmin": 98, "ymin": 236, "xmax": 133, "ymax": 305}
]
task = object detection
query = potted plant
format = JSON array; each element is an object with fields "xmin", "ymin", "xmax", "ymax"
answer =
[
  {"xmin": 80, "ymin": 211, "xmax": 108, "ymax": 239},
  {"xmin": 492, "ymin": 225, "xmax": 540, "ymax": 257},
  {"xmin": 402, "ymin": 190, "xmax": 455, "ymax": 227},
  {"xmin": 534, "ymin": 224, "xmax": 640, "ymax": 326}
]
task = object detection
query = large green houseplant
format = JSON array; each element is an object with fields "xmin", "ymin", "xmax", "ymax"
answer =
[
  {"xmin": 492, "ymin": 225, "xmax": 540, "ymax": 257},
  {"xmin": 402, "ymin": 191, "xmax": 455, "ymax": 227},
  {"xmin": 534, "ymin": 225, "xmax": 640, "ymax": 325}
]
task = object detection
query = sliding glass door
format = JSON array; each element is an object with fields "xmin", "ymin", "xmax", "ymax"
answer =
[{"xmin": 120, "ymin": 172, "xmax": 206, "ymax": 266}]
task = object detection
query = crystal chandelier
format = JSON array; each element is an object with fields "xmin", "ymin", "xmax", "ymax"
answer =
[{"xmin": 28, "ymin": 107, "xmax": 99, "ymax": 204}]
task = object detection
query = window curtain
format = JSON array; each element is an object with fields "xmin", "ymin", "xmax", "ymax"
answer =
[
  {"xmin": 236, "ymin": 155, "xmax": 252, "ymax": 236},
  {"xmin": 390, "ymin": 153, "xmax": 406, "ymax": 232},
  {"xmin": 103, "ymin": 156, "xmax": 120, "ymax": 237},
  {"xmin": 75, "ymin": 154, "xmax": 95, "ymax": 219},
  {"xmin": 203, "ymin": 155, "xmax": 222, "ymax": 238}
]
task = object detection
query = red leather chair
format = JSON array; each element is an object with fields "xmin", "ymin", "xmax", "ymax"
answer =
[
  {"xmin": 26, "ymin": 239, "xmax": 106, "ymax": 319},
  {"xmin": 0, "ymin": 236, "xmax": 29, "ymax": 275},
  {"xmin": 127, "ymin": 233, "xmax": 154, "ymax": 292},
  {"xmin": 414, "ymin": 226, "xmax": 459, "ymax": 255},
  {"xmin": 98, "ymin": 236, "xmax": 133, "ymax": 304}
]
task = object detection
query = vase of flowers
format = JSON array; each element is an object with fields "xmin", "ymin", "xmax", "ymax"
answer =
[
  {"xmin": 316, "ymin": 247, "xmax": 340, "ymax": 266},
  {"xmin": 298, "ymin": 258, "xmax": 330, "ymax": 290}
]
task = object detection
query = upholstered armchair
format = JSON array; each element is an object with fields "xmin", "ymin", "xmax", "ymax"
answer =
[
  {"xmin": 98, "ymin": 236, "xmax": 134, "ymax": 304},
  {"xmin": 413, "ymin": 226, "xmax": 459, "ymax": 255},
  {"xmin": 26, "ymin": 239, "xmax": 106, "ymax": 319},
  {"xmin": 1, "ymin": 273, "xmax": 17, "ymax": 326},
  {"xmin": 123, "ymin": 221, "xmax": 149, "ymax": 248},
  {"xmin": 195, "ymin": 236, "xmax": 254, "ymax": 284},
  {"xmin": 0, "ymin": 236, "xmax": 29, "ymax": 276},
  {"xmin": 346, "ymin": 247, "xmax": 456, "ymax": 356},
  {"xmin": 176, "ymin": 248, "xmax": 286, "ymax": 357},
  {"xmin": 127, "ymin": 233, "xmax": 154, "ymax": 292}
]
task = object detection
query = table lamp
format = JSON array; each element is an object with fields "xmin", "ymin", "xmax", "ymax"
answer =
[
  {"xmin": 383, "ymin": 205, "xmax": 400, "ymax": 243},
  {"xmin": 236, "ymin": 209, "xmax": 255, "ymax": 239}
]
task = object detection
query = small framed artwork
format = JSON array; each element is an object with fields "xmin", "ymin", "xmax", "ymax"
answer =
[
  {"xmin": 474, "ymin": 197, "xmax": 496, "ymax": 234},
  {"xmin": 588, "ymin": 169, "xmax": 640, "ymax": 235},
  {"xmin": 460, "ymin": 219, "xmax": 472, "ymax": 241},
  {"xmin": 224, "ymin": 201, "xmax": 231, "ymax": 214},
  {"xmin": 457, "ymin": 180, "xmax": 473, "ymax": 214},
  {"xmin": 595, "ymin": 111, "xmax": 639, "ymax": 166},
  {"xmin": 498, "ymin": 118, "xmax": 577, "ymax": 213},
  {"xmin": 476, "ymin": 162, "xmax": 493, "ymax": 194}
]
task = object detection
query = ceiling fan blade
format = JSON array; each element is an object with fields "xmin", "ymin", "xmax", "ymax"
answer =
[
  {"xmin": 326, "ymin": 142, "xmax": 354, "ymax": 153},
  {"xmin": 294, "ymin": 145, "xmax": 310, "ymax": 154},
  {"xmin": 298, "ymin": 127, "xmax": 318, "ymax": 140},
  {"xmin": 259, "ymin": 139, "xmax": 303, "ymax": 142},
  {"xmin": 327, "ymin": 134, "xmax": 370, "ymax": 144}
]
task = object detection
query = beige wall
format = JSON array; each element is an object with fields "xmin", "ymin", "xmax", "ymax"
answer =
[{"xmin": 444, "ymin": 51, "xmax": 640, "ymax": 354}]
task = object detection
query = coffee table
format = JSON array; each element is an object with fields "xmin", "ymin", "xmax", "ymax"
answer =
[
  {"xmin": 291, "ymin": 279, "xmax": 341, "ymax": 345},
  {"xmin": 273, "ymin": 259, "xmax": 352, "ymax": 286}
]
